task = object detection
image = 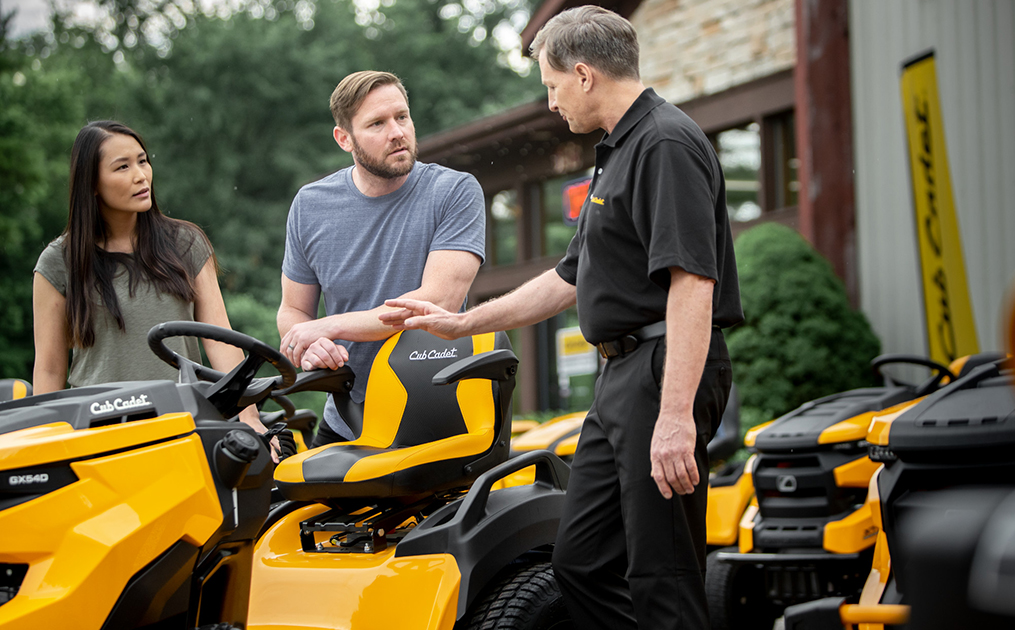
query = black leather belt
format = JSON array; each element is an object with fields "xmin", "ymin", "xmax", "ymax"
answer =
[
  {"xmin": 595, "ymin": 321, "xmax": 720, "ymax": 360},
  {"xmin": 595, "ymin": 321, "xmax": 668, "ymax": 360}
]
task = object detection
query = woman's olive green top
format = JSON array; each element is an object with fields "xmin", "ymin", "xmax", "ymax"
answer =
[{"xmin": 34, "ymin": 227, "xmax": 212, "ymax": 388}]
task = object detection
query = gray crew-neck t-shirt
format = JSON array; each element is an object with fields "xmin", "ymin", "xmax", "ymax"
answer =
[
  {"xmin": 282, "ymin": 161, "xmax": 486, "ymax": 439},
  {"xmin": 34, "ymin": 227, "xmax": 211, "ymax": 388}
]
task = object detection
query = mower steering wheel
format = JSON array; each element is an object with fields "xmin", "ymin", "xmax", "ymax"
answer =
[
  {"xmin": 870, "ymin": 353, "xmax": 956, "ymax": 395},
  {"xmin": 148, "ymin": 321, "xmax": 298, "ymax": 416}
]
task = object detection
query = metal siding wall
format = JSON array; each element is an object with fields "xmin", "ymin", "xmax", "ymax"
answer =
[{"xmin": 850, "ymin": 0, "xmax": 1015, "ymax": 356}]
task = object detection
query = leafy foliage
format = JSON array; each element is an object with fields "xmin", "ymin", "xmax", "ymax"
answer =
[
  {"xmin": 727, "ymin": 223, "xmax": 881, "ymax": 428},
  {"xmin": 0, "ymin": 13, "xmax": 92, "ymax": 376}
]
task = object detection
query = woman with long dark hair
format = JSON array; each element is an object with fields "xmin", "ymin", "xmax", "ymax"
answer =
[{"xmin": 32, "ymin": 121, "xmax": 277, "ymax": 449}]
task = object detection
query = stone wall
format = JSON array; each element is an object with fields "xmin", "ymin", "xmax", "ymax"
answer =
[{"xmin": 631, "ymin": 0, "xmax": 796, "ymax": 103}]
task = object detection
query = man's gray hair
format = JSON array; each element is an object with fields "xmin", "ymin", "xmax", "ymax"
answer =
[{"xmin": 529, "ymin": 6, "xmax": 640, "ymax": 81}]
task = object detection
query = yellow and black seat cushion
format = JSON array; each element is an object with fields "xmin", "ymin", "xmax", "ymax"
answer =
[{"xmin": 275, "ymin": 329, "xmax": 514, "ymax": 502}]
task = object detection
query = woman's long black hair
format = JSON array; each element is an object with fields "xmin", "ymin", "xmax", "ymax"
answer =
[{"xmin": 64, "ymin": 120, "xmax": 205, "ymax": 348}]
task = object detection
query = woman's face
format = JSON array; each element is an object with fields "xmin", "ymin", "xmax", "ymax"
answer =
[{"xmin": 95, "ymin": 133, "xmax": 153, "ymax": 217}]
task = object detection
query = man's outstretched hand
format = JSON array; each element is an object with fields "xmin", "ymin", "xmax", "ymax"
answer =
[{"xmin": 380, "ymin": 299, "xmax": 466, "ymax": 340}]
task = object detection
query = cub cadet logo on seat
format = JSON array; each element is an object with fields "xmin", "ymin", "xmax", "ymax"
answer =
[
  {"xmin": 777, "ymin": 474, "xmax": 798, "ymax": 493},
  {"xmin": 8, "ymin": 473, "xmax": 49, "ymax": 486},
  {"xmin": 408, "ymin": 348, "xmax": 459, "ymax": 361},
  {"xmin": 90, "ymin": 394, "xmax": 151, "ymax": 415}
]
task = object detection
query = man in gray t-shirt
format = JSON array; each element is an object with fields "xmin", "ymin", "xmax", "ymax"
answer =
[{"xmin": 278, "ymin": 71, "xmax": 485, "ymax": 443}]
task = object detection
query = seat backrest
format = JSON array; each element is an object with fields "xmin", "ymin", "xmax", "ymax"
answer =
[
  {"xmin": 336, "ymin": 329, "xmax": 514, "ymax": 452},
  {"xmin": 0, "ymin": 379, "xmax": 32, "ymax": 403}
]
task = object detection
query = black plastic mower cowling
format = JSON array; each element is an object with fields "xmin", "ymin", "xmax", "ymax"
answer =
[{"xmin": 397, "ymin": 450, "xmax": 570, "ymax": 621}]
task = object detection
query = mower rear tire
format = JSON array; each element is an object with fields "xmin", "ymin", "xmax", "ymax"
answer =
[{"xmin": 460, "ymin": 561, "xmax": 572, "ymax": 630}]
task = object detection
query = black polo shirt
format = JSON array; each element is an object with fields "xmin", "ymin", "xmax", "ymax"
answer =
[{"xmin": 556, "ymin": 88, "xmax": 743, "ymax": 345}]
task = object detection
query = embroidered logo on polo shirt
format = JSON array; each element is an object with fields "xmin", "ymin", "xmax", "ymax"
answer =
[{"xmin": 590, "ymin": 196, "xmax": 605, "ymax": 205}]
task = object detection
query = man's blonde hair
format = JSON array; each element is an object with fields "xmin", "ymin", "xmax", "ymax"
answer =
[{"xmin": 329, "ymin": 71, "xmax": 409, "ymax": 131}]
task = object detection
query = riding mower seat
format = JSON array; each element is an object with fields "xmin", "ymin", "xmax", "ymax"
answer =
[
  {"xmin": 274, "ymin": 329, "xmax": 517, "ymax": 503},
  {"xmin": 0, "ymin": 379, "xmax": 31, "ymax": 403}
]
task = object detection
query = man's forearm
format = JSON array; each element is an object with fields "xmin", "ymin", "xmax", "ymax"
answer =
[
  {"xmin": 460, "ymin": 269, "xmax": 576, "ymax": 335},
  {"xmin": 659, "ymin": 270, "xmax": 714, "ymax": 417},
  {"xmin": 277, "ymin": 304, "xmax": 315, "ymax": 338}
]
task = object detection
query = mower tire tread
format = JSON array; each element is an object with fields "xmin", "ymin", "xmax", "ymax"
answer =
[
  {"xmin": 460, "ymin": 561, "xmax": 571, "ymax": 630},
  {"xmin": 706, "ymin": 549, "xmax": 778, "ymax": 630}
]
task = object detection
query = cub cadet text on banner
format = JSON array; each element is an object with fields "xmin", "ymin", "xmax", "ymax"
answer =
[{"xmin": 900, "ymin": 50, "xmax": 979, "ymax": 364}]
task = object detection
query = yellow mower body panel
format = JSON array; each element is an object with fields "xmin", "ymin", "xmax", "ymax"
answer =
[
  {"xmin": 854, "ymin": 467, "xmax": 892, "ymax": 630},
  {"xmin": 867, "ymin": 397, "xmax": 926, "ymax": 446},
  {"xmin": 743, "ymin": 420, "xmax": 774, "ymax": 448},
  {"xmin": 706, "ymin": 455, "xmax": 755, "ymax": 547},
  {"xmin": 833, "ymin": 456, "xmax": 881, "ymax": 488},
  {"xmin": 510, "ymin": 412, "xmax": 586, "ymax": 454},
  {"xmin": 248, "ymin": 504, "xmax": 460, "ymax": 630},
  {"xmin": 738, "ymin": 499, "xmax": 759, "ymax": 553},
  {"xmin": 0, "ymin": 413, "xmax": 222, "ymax": 629}
]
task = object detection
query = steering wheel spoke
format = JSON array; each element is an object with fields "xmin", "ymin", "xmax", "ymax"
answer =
[{"xmin": 148, "ymin": 321, "xmax": 298, "ymax": 418}]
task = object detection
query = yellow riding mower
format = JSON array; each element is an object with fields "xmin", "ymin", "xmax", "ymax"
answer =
[
  {"xmin": 783, "ymin": 354, "xmax": 1014, "ymax": 630},
  {"xmin": 0, "ymin": 322, "xmax": 571, "ymax": 630},
  {"xmin": 705, "ymin": 353, "xmax": 1003, "ymax": 630}
]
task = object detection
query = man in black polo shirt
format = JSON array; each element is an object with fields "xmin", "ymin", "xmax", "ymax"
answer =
[{"xmin": 381, "ymin": 6, "xmax": 742, "ymax": 628}]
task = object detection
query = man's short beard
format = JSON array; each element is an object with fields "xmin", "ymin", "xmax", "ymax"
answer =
[{"xmin": 351, "ymin": 136, "xmax": 417, "ymax": 179}]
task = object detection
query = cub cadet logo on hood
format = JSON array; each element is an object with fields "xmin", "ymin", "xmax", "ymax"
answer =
[
  {"xmin": 90, "ymin": 394, "xmax": 151, "ymax": 415},
  {"xmin": 408, "ymin": 348, "xmax": 459, "ymax": 361}
]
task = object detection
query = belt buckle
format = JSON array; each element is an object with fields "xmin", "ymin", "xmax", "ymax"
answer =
[{"xmin": 596, "ymin": 336, "xmax": 637, "ymax": 360}]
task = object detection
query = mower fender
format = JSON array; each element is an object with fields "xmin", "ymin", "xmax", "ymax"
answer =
[{"xmin": 397, "ymin": 450, "xmax": 570, "ymax": 620}]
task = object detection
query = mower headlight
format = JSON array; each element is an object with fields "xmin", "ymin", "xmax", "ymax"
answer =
[
  {"xmin": 868, "ymin": 444, "xmax": 897, "ymax": 463},
  {"xmin": 831, "ymin": 439, "xmax": 870, "ymax": 454}
]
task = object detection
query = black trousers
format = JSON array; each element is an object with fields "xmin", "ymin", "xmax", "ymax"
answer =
[{"xmin": 552, "ymin": 330, "xmax": 732, "ymax": 630}]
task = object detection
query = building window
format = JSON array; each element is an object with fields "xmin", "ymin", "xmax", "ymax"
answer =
[
  {"xmin": 714, "ymin": 123, "xmax": 762, "ymax": 222},
  {"xmin": 678, "ymin": 69, "xmax": 797, "ymax": 228},
  {"xmin": 766, "ymin": 111, "xmax": 799, "ymax": 209},
  {"xmin": 490, "ymin": 189, "xmax": 519, "ymax": 266},
  {"xmin": 708, "ymin": 111, "xmax": 798, "ymax": 222}
]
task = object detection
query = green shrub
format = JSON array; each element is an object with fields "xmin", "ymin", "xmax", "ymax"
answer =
[{"xmin": 727, "ymin": 223, "xmax": 881, "ymax": 431}]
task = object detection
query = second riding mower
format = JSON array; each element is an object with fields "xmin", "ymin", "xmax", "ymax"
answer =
[
  {"xmin": 705, "ymin": 352, "xmax": 1004, "ymax": 630},
  {"xmin": 783, "ymin": 354, "xmax": 1014, "ymax": 630},
  {"xmin": 0, "ymin": 322, "xmax": 572, "ymax": 629},
  {"xmin": 498, "ymin": 384, "xmax": 743, "ymax": 502}
]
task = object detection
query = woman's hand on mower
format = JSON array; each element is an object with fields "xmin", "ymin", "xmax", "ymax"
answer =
[{"xmin": 240, "ymin": 405, "xmax": 280, "ymax": 464}]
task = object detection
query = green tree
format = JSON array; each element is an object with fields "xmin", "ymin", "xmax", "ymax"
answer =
[
  {"xmin": 0, "ymin": 11, "xmax": 95, "ymax": 378},
  {"xmin": 727, "ymin": 223, "xmax": 881, "ymax": 430}
]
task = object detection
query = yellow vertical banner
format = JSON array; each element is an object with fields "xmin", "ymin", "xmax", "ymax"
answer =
[{"xmin": 900, "ymin": 51, "xmax": 979, "ymax": 364}]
